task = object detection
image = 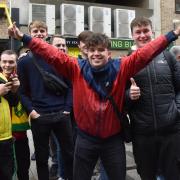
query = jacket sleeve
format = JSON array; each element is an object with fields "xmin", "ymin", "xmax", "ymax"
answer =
[
  {"xmin": 17, "ymin": 59, "xmax": 33, "ymax": 114},
  {"xmin": 22, "ymin": 35, "xmax": 77, "ymax": 81},
  {"xmin": 171, "ymin": 55, "xmax": 180, "ymax": 110},
  {"xmin": 22, "ymin": 31, "xmax": 177, "ymax": 82}
]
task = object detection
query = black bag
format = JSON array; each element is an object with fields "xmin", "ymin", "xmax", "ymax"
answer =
[
  {"xmin": 40, "ymin": 70, "xmax": 68, "ymax": 95},
  {"xmin": 31, "ymin": 54, "xmax": 68, "ymax": 95},
  {"xmin": 107, "ymin": 95, "xmax": 132, "ymax": 143}
]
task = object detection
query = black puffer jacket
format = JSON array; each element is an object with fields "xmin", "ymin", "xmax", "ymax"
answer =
[{"xmin": 127, "ymin": 51, "xmax": 180, "ymax": 135}]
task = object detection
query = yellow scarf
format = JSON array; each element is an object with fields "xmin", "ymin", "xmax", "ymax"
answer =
[{"xmin": 12, "ymin": 101, "xmax": 30, "ymax": 131}]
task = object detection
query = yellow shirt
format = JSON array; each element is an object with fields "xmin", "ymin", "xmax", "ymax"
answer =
[{"xmin": 0, "ymin": 73, "xmax": 12, "ymax": 141}]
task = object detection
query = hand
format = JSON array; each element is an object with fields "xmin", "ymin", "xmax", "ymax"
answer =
[
  {"xmin": 129, "ymin": 78, "xmax": 141, "ymax": 100},
  {"xmin": 29, "ymin": 110, "xmax": 40, "ymax": 119},
  {"xmin": 0, "ymin": 82, "xmax": 13, "ymax": 96},
  {"xmin": 173, "ymin": 25, "xmax": 180, "ymax": 36},
  {"xmin": 8, "ymin": 22, "xmax": 24, "ymax": 40},
  {"xmin": 9, "ymin": 74, "xmax": 20, "ymax": 93}
]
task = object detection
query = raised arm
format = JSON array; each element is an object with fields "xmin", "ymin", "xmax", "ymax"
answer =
[{"xmin": 8, "ymin": 23, "xmax": 77, "ymax": 80}]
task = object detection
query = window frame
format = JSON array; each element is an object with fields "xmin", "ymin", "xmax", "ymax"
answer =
[{"xmin": 175, "ymin": 0, "xmax": 180, "ymax": 13}]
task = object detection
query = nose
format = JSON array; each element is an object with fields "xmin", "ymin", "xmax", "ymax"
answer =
[
  {"xmin": 5, "ymin": 62, "xmax": 10, "ymax": 66},
  {"xmin": 139, "ymin": 32, "xmax": 146, "ymax": 37},
  {"xmin": 37, "ymin": 32, "xmax": 41, "ymax": 35},
  {"xmin": 94, "ymin": 50, "xmax": 100, "ymax": 55}
]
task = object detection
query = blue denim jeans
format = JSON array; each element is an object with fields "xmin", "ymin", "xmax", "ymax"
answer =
[
  {"xmin": 99, "ymin": 162, "xmax": 109, "ymax": 180},
  {"xmin": 50, "ymin": 131, "xmax": 65, "ymax": 178},
  {"xmin": 156, "ymin": 175, "xmax": 165, "ymax": 180}
]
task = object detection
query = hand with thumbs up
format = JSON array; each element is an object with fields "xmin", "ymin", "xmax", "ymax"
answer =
[{"xmin": 129, "ymin": 77, "xmax": 141, "ymax": 100}]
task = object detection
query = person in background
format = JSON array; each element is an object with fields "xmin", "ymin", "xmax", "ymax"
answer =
[
  {"xmin": 8, "ymin": 21, "xmax": 180, "ymax": 180},
  {"xmin": 1, "ymin": 50, "xmax": 30, "ymax": 180},
  {"xmin": 0, "ymin": 50, "xmax": 20, "ymax": 180},
  {"xmin": 170, "ymin": 45, "xmax": 180, "ymax": 61},
  {"xmin": 77, "ymin": 30, "xmax": 93, "ymax": 59},
  {"xmin": 18, "ymin": 46, "xmax": 36, "ymax": 162},
  {"xmin": 49, "ymin": 34, "xmax": 72, "ymax": 180},
  {"xmin": 126, "ymin": 17, "xmax": 180, "ymax": 180},
  {"xmin": 14, "ymin": 21, "xmax": 74, "ymax": 180}
]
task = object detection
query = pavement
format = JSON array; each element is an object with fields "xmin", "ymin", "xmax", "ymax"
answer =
[{"xmin": 26, "ymin": 130, "xmax": 141, "ymax": 180}]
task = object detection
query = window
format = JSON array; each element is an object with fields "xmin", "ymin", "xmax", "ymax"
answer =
[{"xmin": 175, "ymin": 0, "xmax": 180, "ymax": 13}]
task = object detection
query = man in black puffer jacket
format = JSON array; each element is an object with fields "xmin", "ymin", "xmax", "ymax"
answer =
[{"xmin": 126, "ymin": 17, "xmax": 180, "ymax": 180}]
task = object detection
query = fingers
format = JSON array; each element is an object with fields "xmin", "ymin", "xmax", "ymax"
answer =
[
  {"xmin": 0, "ymin": 83, "xmax": 12, "ymax": 95},
  {"xmin": 5, "ymin": 81, "xmax": 13, "ymax": 87},
  {"xmin": 130, "ymin": 78, "xmax": 141, "ymax": 100},
  {"xmin": 13, "ymin": 21, "xmax": 16, "ymax": 27},
  {"xmin": 130, "ymin": 92, "xmax": 141, "ymax": 100},
  {"xmin": 130, "ymin": 77, "xmax": 137, "ymax": 87}
]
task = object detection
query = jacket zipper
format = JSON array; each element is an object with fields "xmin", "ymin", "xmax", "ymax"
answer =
[{"xmin": 147, "ymin": 63, "xmax": 157, "ymax": 133}]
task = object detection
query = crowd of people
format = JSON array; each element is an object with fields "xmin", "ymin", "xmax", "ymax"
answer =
[{"xmin": 1, "ymin": 16, "xmax": 180, "ymax": 180}]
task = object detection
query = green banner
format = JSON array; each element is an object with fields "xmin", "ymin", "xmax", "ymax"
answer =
[
  {"xmin": 65, "ymin": 37, "xmax": 134, "ymax": 50},
  {"xmin": 110, "ymin": 39, "xmax": 134, "ymax": 50}
]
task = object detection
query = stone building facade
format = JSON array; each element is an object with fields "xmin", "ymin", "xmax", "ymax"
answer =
[{"xmin": 0, "ymin": 0, "xmax": 180, "ymax": 53}]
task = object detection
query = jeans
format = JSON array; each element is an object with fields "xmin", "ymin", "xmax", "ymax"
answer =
[
  {"xmin": 156, "ymin": 175, "xmax": 165, "ymax": 180},
  {"xmin": 73, "ymin": 132, "xmax": 126, "ymax": 180},
  {"xmin": 50, "ymin": 131, "xmax": 65, "ymax": 178},
  {"xmin": 99, "ymin": 162, "xmax": 109, "ymax": 180},
  {"xmin": 0, "ymin": 138, "xmax": 14, "ymax": 180},
  {"xmin": 31, "ymin": 111, "xmax": 74, "ymax": 180}
]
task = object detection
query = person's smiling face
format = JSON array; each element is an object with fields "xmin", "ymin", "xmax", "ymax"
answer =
[
  {"xmin": 87, "ymin": 45, "xmax": 110, "ymax": 69},
  {"xmin": 132, "ymin": 24, "xmax": 154, "ymax": 48},
  {"xmin": 0, "ymin": 54, "xmax": 17, "ymax": 78}
]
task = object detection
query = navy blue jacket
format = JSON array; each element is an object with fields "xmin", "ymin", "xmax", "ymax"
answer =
[{"xmin": 17, "ymin": 52, "xmax": 72, "ymax": 114}]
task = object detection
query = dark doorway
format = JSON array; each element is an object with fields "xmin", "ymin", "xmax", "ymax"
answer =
[{"xmin": 0, "ymin": 39, "xmax": 9, "ymax": 54}]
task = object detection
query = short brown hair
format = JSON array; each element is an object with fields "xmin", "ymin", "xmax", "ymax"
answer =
[
  {"xmin": 77, "ymin": 30, "xmax": 93, "ymax": 45},
  {"xmin": 28, "ymin": 20, "xmax": 48, "ymax": 33},
  {"xmin": 85, "ymin": 33, "xmax": 111, "ymax": 49},
  {"xmin": 130, "ymin": 17, "xmax": 152, "ymax": 33},
  {"xmin": 1, "ymin": 50, "xmax": 18, "ymax": 60},
  {"xmin": 49, "ymin": 34, "xmax": 66, "ymax": 44}
]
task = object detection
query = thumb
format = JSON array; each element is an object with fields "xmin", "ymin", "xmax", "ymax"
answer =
[{"xmin": 130, "ymin": 77, "xmax": 137, "ymax": 86}]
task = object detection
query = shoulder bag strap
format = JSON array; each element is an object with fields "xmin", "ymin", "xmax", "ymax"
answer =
[
  {"xmin": 28, "ymin": 52, "xmax": 45, "ymax": 76},
  {"xmin": 107, "ymin": 95, "xmax": 124, "ymax": 120}
]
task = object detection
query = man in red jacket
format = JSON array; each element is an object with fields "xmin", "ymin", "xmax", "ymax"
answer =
[{"xmin": 8, "ymin": 22, "xmax": 180, "ymax": 180}]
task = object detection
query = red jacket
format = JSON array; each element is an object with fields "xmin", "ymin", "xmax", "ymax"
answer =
[{"xmin": 27, "ymin": 35, "xmax": 168, "ymax": 138}]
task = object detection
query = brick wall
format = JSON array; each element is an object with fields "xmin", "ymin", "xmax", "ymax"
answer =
[
  {"xmin": 161, "ymin": 0, "xmax": 180, "ymax": 45},
  {"xmin": 0, "ymin": 17, "xmax": 9, "ymax": 39}
]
